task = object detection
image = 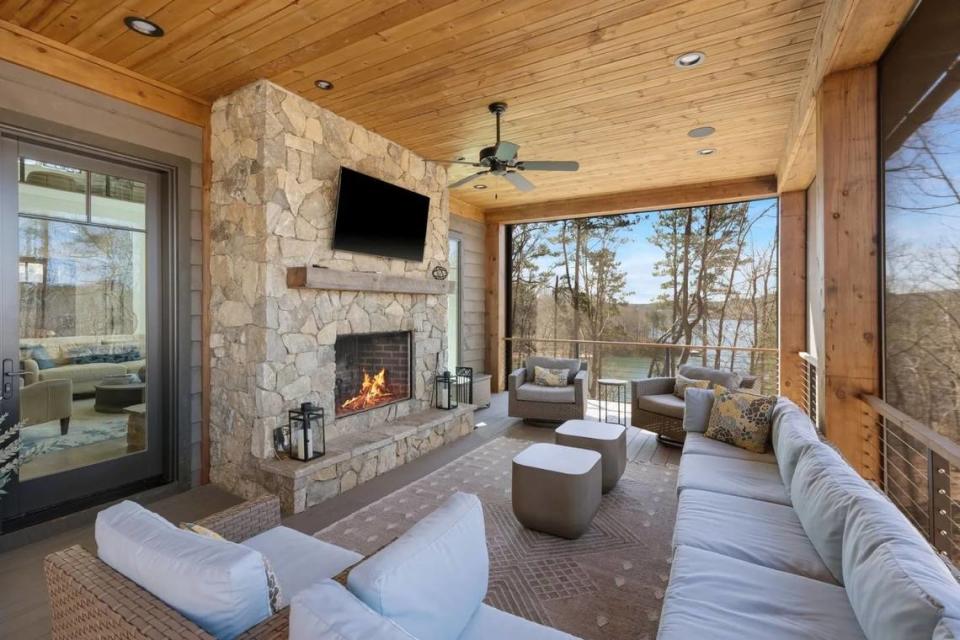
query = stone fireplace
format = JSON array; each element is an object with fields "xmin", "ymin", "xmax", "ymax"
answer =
[{"xmin": 335, "ymin": 331, "xmax": 412, "ymax": 417}]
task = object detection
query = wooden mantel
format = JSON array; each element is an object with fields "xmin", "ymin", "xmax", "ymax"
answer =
[{"xmin": 287, "ymin": 266, "xmax": 454, "ymax": 295}]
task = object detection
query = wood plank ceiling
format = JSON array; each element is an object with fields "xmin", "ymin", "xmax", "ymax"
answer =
[{"xmin": 0, "ymin": 0, "xmax": 824, "ymax": 211}]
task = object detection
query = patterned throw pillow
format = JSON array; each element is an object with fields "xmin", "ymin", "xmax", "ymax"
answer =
[
  {"xmin": 673, "ymin": 373, "xmax": 710, "ymax": 399},
  {"xmin": 704, "ymin": 385, "xmax": 777, "ymax": 453},
  {"xmin": 534, "ymin": 365, "xmax": 569, "ymax": 387},
  {"xmin": 182, "ymin": 522, "xmax": 282, "ymax": 613}
]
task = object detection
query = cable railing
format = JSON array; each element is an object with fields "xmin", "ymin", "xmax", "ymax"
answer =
[
  {"xmin": 798, "ymin": 352, "xmax": 818, "ymax": 422},
  {"xmin": 505, "ymin": 336, "xmax": 780, "ymax": 399},
  {"xmin": 862, "ymin": 394, "xmax": 960, "ymax": 564}
]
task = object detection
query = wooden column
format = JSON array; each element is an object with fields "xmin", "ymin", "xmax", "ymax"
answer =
[
  {"xmin": 484, "ymin": 222, "xmax": 506, "ymax": 392},
  {"xmin": 816, "ymin": 65, "xmax": 880, "ymax": 480},
  {"xmin": 778, "ymin": 190, "xmax": 807, "ymax": 406}
]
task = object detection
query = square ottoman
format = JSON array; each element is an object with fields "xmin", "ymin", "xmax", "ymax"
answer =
[{"xmin": 555, "ymin": 420, "xmax": 627, "ymax": 492}]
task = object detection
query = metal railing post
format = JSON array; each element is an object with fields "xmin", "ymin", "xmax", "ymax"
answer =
[{"xmin": 930, "ymin": 450, "xmax": 951, "ymax": 557}]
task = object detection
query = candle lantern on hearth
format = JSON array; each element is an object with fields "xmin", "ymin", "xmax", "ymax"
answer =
[
  {"xmin": 435, "ymin": 370, "xmax": 458, "ymax": 410},
  {"xmin": 288, "ymin": 402, "xmax": 325, "ymax": 461}
]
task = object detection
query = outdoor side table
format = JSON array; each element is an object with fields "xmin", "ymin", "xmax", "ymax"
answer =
[{"xmin": 597, "ymin": 378, "xmax": 627, "ymax": 426}]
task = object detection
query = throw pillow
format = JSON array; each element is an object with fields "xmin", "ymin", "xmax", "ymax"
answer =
[
  {"xmin": 673, "ymin": 373, "xmax": 710, "ymax": 399},
  {"xmin": 534, "ymin": 365, "xmax": 569, "ymax": 387},
  {"xmin": 182, "ymin": 522, "xmax": 282, "ymax": 614},
  {"xmin": 704, "ymin": 385, "xmax": 776, "ymax": 453}
]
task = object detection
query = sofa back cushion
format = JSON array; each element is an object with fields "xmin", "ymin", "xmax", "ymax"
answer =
[
  {"xmin": 790, "ymin": 445, "xmax": 883, "ymax": 584},
  {"xmin": 771, "ymin": 403, "xmax": 821, "ymax": 495},
  {"xmin": 348, "ymin": 492, "xmax": 488, "ymax": 640},
  {"xmin": 842, "ymin": 497, "xmax": 960, "ymax": 639},
  {"xmin": 290, "ymin": 580, "xmax": 415, "ymax": 640},
  {"xmin": 96, "ymin": 501, "xmax": 271, "ymax": 639},
  {"xmin": 682, "ymin": 387, "xmax": 714, "ymax": 433},
  {"xmin": 526, "ymin": 356, "xmax": 583, "ymax": 384},
  {"xmin": 678, "ymin": 364, "xmax": 741, "ymax": 390}
]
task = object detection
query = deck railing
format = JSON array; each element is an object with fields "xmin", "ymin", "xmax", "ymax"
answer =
[
  {"xmin": 505, "ymin": 337, "xmax": 780, "ymax": 398},
  {"xmin": 798, "ymin": 351, "xmax": 818, "ymax": 422},
  {"xmin": 862, "ymin": 394, "xmax": 960, "ymax": 563}
]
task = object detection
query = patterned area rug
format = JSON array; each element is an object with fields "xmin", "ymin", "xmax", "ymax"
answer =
[
  {"xmin": 19, "ymin": 398, "xmax": 128, "ymax": 464},
  {"xmin": 316, "ymin": 435, "xmax": 679, "ymax": 639}
]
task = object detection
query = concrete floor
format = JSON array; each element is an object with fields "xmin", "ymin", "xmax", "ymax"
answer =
[{"xmin": 0, "ymin": 393, "xmax": 677, "ymax": 639}]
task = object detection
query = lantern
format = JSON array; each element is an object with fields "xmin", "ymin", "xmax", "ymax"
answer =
[
  {"xmin": 435, "ymin": 370, "xmax": 458, "ymax": 410},
  {"xmin": 287, "ymin": 402, "xmax": 324, "ymax": 461}
]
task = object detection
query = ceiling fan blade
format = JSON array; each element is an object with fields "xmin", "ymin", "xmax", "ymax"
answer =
[
  {"xmin": 502, "ymin": 170, "xmax": 535, "ymax": 192},
  {"xmin": 515, "ymin": 160, "xmax": 580, "ymax": 172},
  {"xmin": 493, "ymin": 141, "xmax": 519, "ymax": 162},
  {"xmin": 448, "ymin": 171, "xmax": 488, "ymax": 189},
  {"xmin": 428, "ymin": 159, "xmax": 482, "ymax": 166}
]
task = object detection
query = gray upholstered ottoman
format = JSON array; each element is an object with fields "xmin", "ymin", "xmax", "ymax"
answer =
[
  {"xmin": 512, "ymin": 442, "xmax": 602, "ymax": 539},
  {"xmin": 555, "ymin": 419, "xmax": 627, "ymax": 493}
]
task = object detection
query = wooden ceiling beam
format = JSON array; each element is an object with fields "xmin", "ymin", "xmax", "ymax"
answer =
[
  {"xmin": 484, "ymin": 175, "xmax": 778, "ymax": 224},
  {"xmin": 0, "ymin": 18, "xmax": 210, "ymax": 127},
  {"xmin": 449, "ymin": 197, "xmax": 484, "ymax": 222},
  {"xmin": 776, "ymin": 0, "xmax": 915, "ymax": 191}
]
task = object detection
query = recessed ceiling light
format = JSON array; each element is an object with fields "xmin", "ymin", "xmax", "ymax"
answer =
[
  {"xmin": 314, "ymin": 79, "xmax": 334, "ymax": 91},
  {"xmin": 674, "ymin": 51, "xmax": 706, "ymax": 68},
  {"xmin": 688, "ymin": 126, "xmax": 716, "ymax": 138},
  {"xmin": 473, "ymin": 184, "xmax": 488, "ymax": 190},
  {"xmin": 124, "ymin": 16, "xmax": 164, "ymax": 37},
  {"xmin": 697, "ymin": 148, "xmax": 716, "ymax": 156}
]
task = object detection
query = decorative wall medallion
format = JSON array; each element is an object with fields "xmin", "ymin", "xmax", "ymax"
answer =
[{"xmin": 432, "ymin": 265, "xmax": 448, "ymax": 280}]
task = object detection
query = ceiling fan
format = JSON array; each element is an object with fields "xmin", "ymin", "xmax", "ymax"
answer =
[{"xmin": 433, "ymin": 102, "xmax": 580, "ymax": 192}]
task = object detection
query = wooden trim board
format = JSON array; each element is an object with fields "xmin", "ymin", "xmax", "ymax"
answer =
[
  {"xmin": 287, "ymin": 266, "xmax": 454, "ymax": 295},
  {"xmin": 778, "ymin": 190, "xmax": 807, "ymax": 406}
]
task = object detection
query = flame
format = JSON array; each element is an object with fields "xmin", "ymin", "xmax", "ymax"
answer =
[{"xmin": 340, "ymin": 368, "xmax": 394, "ymax": 412}]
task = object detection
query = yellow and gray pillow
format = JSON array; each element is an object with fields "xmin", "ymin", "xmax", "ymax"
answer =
[
  {"xmin": 673, "ymin": 373, "xmax": 710, "ymax": 399},
  {"xmin": 534, "ymin": 365, "xmax": 569, "ymax": 387},
  {"xmin": 704, "ymin": 385, "xmax": 776, "ymax": 453}
]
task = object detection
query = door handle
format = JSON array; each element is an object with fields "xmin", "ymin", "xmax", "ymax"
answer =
[{"xmin": 2, "ymin": 359, "xmax": 26, "ymax": 399}]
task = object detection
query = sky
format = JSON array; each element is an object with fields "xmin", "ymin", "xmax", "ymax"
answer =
[{"xmin": 521, "ymin": 197, "xmax": 779, "ymax": 304}]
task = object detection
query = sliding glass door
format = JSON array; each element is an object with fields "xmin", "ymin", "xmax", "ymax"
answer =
[{"xmin": 0, "ymin": 135, "xmax": 169, "ymax": 528}]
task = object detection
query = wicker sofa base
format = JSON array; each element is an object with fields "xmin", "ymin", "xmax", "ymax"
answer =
[{"xmin": 631, "ymin": 407, "xmax": 685, "ymax": 447}]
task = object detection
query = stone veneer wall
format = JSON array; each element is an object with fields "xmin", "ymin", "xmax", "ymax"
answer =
[{"xmin": 209, "ymin": 79, "xmax": 449, "ymax": 499}]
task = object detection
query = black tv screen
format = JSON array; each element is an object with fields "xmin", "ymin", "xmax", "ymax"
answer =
[{"xmin": 332, "ymin": 167, "xmax": 431, "ymax": 261}]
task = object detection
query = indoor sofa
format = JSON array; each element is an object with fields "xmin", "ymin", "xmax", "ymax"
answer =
[
  {"xmin": 658, "ymin": 389, "xmax": 960, "ymax": 639},
  {"xmin": 21, "ymin": 334, "xmax": 146, "ymax": 396}
]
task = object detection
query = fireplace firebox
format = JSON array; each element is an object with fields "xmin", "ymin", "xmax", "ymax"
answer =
[{"xmin": 334, "ymin": 331, "xmax": 412, "ymax": 417}]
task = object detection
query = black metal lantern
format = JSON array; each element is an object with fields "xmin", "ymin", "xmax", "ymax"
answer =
[
  {"xmin": 287, "ymin": 402, "xmax": 324, "ymax": 461},
  {"xmin": 435, "ymin": 370, "xmax": 458, "ymax": 410}
]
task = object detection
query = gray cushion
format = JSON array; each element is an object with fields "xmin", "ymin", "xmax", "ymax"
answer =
[
  {"xmin": 674, "ymin": 489, "xmax": 836, "ymax": 584},
  {"xmin": 525, "ymin": 356, "xmax": 582, "ymax": 384},
  {"xmin": 459, "ymin": 603, "xmax": 579, "ymax": 640},
  {"xmin": 515, "ymin": 383, "xmax": 575, "ymax": 404},
  {"xmin": 682, "ymin": 433, "xmax": 776, "ymax": 464},
  {"xmin": 657, "ymin": 545, "xmax": 865, "ymax": 640},
  {"xmin": 635, "ymin": 393, "xmax": 685, "ymax": 419},
  {"xmin": 936, "ymin": 618, "xmax": 960, "ymax": 639},
  {"xmin": 678, "ymin": 364, "xmax": 741, "ymax": 390},
  {"xmin": 681, "ymin": 387, "xmax": 713, "ymax": 433},
  {"xmin": 677, "ymin": 453, "xmax": 789, "ymax": 505},
  {"xmin": 771, "ymin": 405, "xmax": 821, "ymax": 496},
  {"xmin": 790, "ymin": 444, "xmax": 884, "ymax": 584}
]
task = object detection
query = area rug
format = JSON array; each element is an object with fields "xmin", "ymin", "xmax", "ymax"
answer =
[
  {"xmin": 18, "ymin": 398, "xmax": 128, "ymax": 465},
  {"xmin": 315, "ymin": 435, "xmax": 679, "ymax": 640}
]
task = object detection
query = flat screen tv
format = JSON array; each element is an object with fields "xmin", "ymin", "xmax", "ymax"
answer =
[{"xmin": 332, "ymin": 167, "xmax": 431, "ymax": 261}]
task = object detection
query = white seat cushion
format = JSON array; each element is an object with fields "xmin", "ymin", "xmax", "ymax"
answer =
[
  {"xmin": 635, "ymin": 392, "xmax": 685, "ymax": 418},
  {"xmin": 290, "ymin": 580, "xmax": 415, "ymax": 640},
  {"xmin": 674, "ymin": 489, "xmax": 836, "ymax": 584},
  {"xmin": 516, "ymin": 383, "xmax": 575, "ymax": 403},
  {"xmin": 241, "ymin": 526, "xmax": 362, "ymax": 608},
  {"xmin": 681, "ymin": 433, "xmax": 776, "ymax": 464},
  {"xmin": 771, "ymin": 405, "xmax": 822, "ymax": 496},
  {"xmin": 935, "ymin": 617, "xmax": 960, "ymax": 639},
  {"xmin": 658, "ymin": 545, "xmax": 865, "ymax": 640},
  {"xmin": 459, "ymin": 604, "xmax": 579, "ymax": 640},
  {"xmin": 96, "ymin": 500, "xmax": 271, "ymax": 640},
  {"xmin": 677, "ymin": 452, "xmax": 789, "ymax": 505},
  {"xmin": 348, "ymin": 492, "xmax": 488, "ymax": 640}
]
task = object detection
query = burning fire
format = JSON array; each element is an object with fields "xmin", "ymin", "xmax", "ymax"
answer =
[{"xmin": 341, "ymin": 368, "xmax": 394, "ymax": 412}]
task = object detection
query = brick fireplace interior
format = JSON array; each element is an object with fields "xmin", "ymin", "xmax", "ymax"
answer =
[{"xmin": 335, "ymin": 331, "xmax": 412, "ymax": 417}]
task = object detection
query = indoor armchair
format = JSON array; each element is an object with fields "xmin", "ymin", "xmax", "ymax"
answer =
[{"xmin": 508, "ymin": 356, "xmax": 588, "ymax": 424}]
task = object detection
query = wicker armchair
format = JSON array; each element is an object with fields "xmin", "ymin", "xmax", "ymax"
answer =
[
  {"xmin": 44, "ymin": 495, "xmax": 290, "ymax": 640},
  {"xmin": 508, "ymin": 356, "xmax": 588, "ymax": 424},
  {"xmin": 631, "ymin": 364, "xmax": 756, "ymax": 447}
]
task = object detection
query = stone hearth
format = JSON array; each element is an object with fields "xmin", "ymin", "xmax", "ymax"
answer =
[{"xmin": 207, "ymin": 79, "xmax": 469, "ymax": 504}]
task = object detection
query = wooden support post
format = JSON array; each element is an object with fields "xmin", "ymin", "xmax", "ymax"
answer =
[
  {"xmin": 200, "ymin": 121, "xmax": 212, "ymax": 485},
  {"xmin": 779, "ymin": 191, "xmax": 807, "ymax": 405},
  {"xmin": 817, "ymin": 65, "xmax": 881, "ymax": 480},
  {"xmin": 484, "ymin": 222, "xmax": 506, "ymax": 392}
]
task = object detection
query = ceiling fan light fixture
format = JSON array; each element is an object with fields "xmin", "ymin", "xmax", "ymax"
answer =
[
  {"xmin": 674, "ymin": 51, "xmax": 705, "ymax": 68},
  {"xmin": 314, "ymin": 79, "xmax": 334, "ymax": 91},
  {"xmin": 124, "ymin": 16, "xmax": 164, "ymax": 37},
  {"xmin": 697, "ymin": 148, "xmax": 716, "ymax": 156},
  {"xmin": 688, "ymin": 126, "xmax": 716, "ymax": 138}
]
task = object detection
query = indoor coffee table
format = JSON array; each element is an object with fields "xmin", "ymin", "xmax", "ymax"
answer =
[
  {"xmin": 94, "ymin": 379, "xmax": 146, "ymax": 413},
  {"xmin": 555, "ymin": 419, "xmax": 627, "ymax": 492}
]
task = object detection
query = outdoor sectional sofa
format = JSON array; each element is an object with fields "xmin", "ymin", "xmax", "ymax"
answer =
[{"xmin": 658, "ymin": 388, "xmax": 960, "ymax": 639}]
